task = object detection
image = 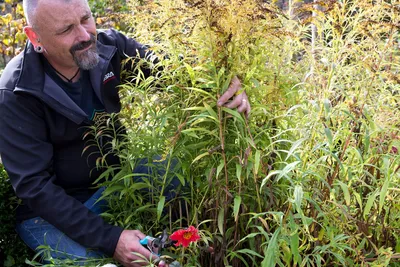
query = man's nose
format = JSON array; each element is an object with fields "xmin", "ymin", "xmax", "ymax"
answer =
[{"xmin": 76, "ymin": 24, "xmax": 91, "ymax": 42}]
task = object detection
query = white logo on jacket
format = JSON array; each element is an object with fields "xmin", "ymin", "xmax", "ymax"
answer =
[{"xmin": 103, "ymin": 71, "xmax": 115, "ymax": 83}]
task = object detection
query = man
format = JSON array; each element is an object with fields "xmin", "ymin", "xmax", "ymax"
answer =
[{"xmin": 0, "ymin": 0, "xmax": 251, "ymax": 266}]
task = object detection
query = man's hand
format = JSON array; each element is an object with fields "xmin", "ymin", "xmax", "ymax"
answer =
[
  {"xmin": 217, "ymin": 76, "xmax": 251, "ymax": 118},
  {"xmin": 114, "ymin": 230, "xmax": 155, "ymax": 267}
]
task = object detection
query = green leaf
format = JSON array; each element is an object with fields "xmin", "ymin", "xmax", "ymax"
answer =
[
  {"xmin": 181, "ymin": 127, "xmax": 217, "ymax": 138},
  {"xmin": 236, "ymin": 249, "xmax": 263, "ymax": 258},
  {"xmin": 183, "ymin": 106, "xmax": 206, "ymax": 112},
  {"xmin": 157, "ymin": 196, "xmax": 165, "ymax": 221},
  {"xmin": 336, "ymin": 181, "xmax": 351, "ymax": 206},
  {"xmin": 204, "ymin": 102, "xmax": 218, "ymax": 121},
  {"xmin": 216, "ymin": 160, "xmax": 224, "ymax": 178},
  {"xmin": 261, "ymin": 161, "xmax": 301, "ymax": 190},
  {"xmin": 363, "ymin": 127, "xmax": 370, "ymax": 154},
  {"xmin": 124, "ymin": 213, "xmax": 134, "ymax": 225},
  {"xmin": 192, "ymin": 152, "xmax": 209, "ymax": 164},
  {"xmin": 293, "ymin": 185, "xmax": 303, "ymax": 212},
  {"xmin": 217, "ymin": 67, "xmax": 226, "ymax": 87},
  {"xmin": 236, "ymin": 163, "xmax": 242, "ymax": 182},
  {"xmin": 183, "ymin": 87, "xmax": 216, "ymax": 99},
  {"xmin": 354, "ymin": 192, "xmax": 362, "ymax": 210},
  {"xmin": 134, "ymin": 204, "xmax": 153, "ymax": 213},
  {"xmin": 262, "ymin": 227, "xmax": 281, "ymax": 267},
  {"xmin": 285, "ymin": 139, "xmax": 305, "ymax": 161},
  {"xmin": 218, "ymin": 208, "xmax": 224, "ymax": 235},
  {"xmin": 100, "ymin": 212, "xmax": 114, "ymax": 218},
  {"xmin": 221, "ymin": 73, "xmax": 233, "ymax": 92},
  {"xmin": 396, "ymin": 239, "xmax": 400, "ymax": 253},
  {"xmin": 234, "ymin": 195, "xmax": 241, "ymax": 222},
  {"xmin": 324, "ymin": 127, "xmax": 333, "ymax": 148},
  {"xmin": 175, "ymin": 173, "xmax": 186, "ymax": 186},
  {"xmin": 4, "ymin": 255, "xmax": 15, "ymax": 267},
  {"xmin": 184, "ymin": 62, "xmax": 195, "ymax": 83},
  {"xmin": 323, "ymin": 98, "xmax": 331, "ymax": 114},
  {"xmin": 227, "ymin": 253, "xmax": 250, "ymax": 267},
  {"xmin": 363, "ymin": 190, "xmax": 377, "ymax": 219},
  {"xmin": 254, "ymin": 150, "xmax": 261, "ymax": 176},
  {"xmin": 379, "ymin": 175, "xmax": 390, "ymax": 214},
  {"xmin": 221, "ymin": 107, "xmax": 245, "ymax": 124},
  {"xmin": 102, "ymin": 184, "xmax": 125, "ymax": 197},
  {"xmin": 129, "ymin": 182, "xmax": 150, "ymax": 191},
  {"xmin": 239, "ymin": 232, "xmax": 263, "ymax": 244},
  {"xmin": 181, "ymin": 130, "xmax": 199, "ymax": 139},
  {"xmin": 290, "ymin": 232, "xmax": 301, "ymax": 264}
]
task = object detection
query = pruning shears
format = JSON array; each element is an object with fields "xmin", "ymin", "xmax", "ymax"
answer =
[
  {"xmin": 139, "ymin": 229, "xmax": 176, "ymax": 256},
  {"xmin": 140, "ymin": 229, "xmax": 180, "ymax": 266}
]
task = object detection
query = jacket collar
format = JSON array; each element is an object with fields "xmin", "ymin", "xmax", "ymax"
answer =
[
  {"xmin": 17, "ymin": 39, "xmax": 116, "ymax": 92},
  {"xmin": 14, "ymin": 38, "xmax": 117, "ymax": 124}
]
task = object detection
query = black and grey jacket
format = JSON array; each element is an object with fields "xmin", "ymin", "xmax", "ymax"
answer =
[{"xmin": 0, "ymin": 29, "xmax": 151, "ymax": 256}]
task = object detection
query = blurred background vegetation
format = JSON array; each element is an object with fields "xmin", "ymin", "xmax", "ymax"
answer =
[
  {"xmin": 0, "ymin": 0, "xmax": 26, "ymax": 73},
  {"xmin": 1, "ymin": 0, "xmax": 400, "ymax": 266}
]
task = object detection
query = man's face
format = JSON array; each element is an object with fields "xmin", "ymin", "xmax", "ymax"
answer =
[{"xmin": 32, "ymin": 0, "xmax": 98, "ymax": 70}]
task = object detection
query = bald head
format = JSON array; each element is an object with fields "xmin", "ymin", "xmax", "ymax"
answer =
[
  {"xmin": 23, "ymin": 0, "xmax": 38, "ymax": 26},
  {"xmin": 23, "ymin": 0, "xmax": 88, "ymax": 28},
  {"xmin": 23, "ymin": 0, "xmax": 98, "ymax": 71}
]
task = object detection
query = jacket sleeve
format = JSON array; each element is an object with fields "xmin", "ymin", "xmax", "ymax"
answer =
[{"xmin": 0, "ymin": 90, "xmax": 123, "ymax": 256}]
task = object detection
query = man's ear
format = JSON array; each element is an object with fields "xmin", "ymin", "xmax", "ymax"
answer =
[{"xmin": 24, "ymin": 26, "xmax": 40, "ymax": 47}]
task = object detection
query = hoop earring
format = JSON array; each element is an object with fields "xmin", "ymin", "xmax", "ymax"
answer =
[{"xmin": 34, "ymin": 45, "xmax": 44, "ymax": 53}]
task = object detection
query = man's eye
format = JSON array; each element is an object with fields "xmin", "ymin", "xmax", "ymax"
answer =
[
  {"xmin": 62, "ymin": 26, "xmax": 72, "ymax": 33},
  {"xmin": 83, "ymin": 15, "xmax": 91, "ymax": 22}
]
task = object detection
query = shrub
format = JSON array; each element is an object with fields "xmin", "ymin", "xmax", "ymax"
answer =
[{"xmin": 0, "ymin": 164, "xmax": 33, "ymax": 267}]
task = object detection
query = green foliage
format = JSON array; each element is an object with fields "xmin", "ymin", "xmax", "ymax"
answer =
[
  {"xmin": 24, "ymin": 249, "xmax": 117, "ymax": 267},
  {"xmin": 88, "ymin": 0, "xmax": 128, "ymax": 31},
  {"xmin": 92, "ymin": 0, "xmax": 400, "ymax": 266},
  {"xmin": 0, "ymin": 0, "xmax": 26, "ymax": 69},
  {"xmin": 0, "ymin": 164, "xmax": 33, "ymax": 267}
]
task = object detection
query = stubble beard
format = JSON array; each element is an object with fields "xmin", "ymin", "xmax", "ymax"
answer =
[{"xmin": 70, "ymin": 34, "xmax": 99, "ymax": 70}]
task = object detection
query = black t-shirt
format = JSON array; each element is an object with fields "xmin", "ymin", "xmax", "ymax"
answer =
[{"xmin": 42, "ymin": 56, "xmax": 105, "ymax": 121}]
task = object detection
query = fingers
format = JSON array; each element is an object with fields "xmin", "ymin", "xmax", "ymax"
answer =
[
  {"xmin": 130, "ymin": 231, "xmax": 154, "ymax": 265},
  {"xmin": 217, "ymin": 76, "xmax": 241, "ymax": 107},
  {"xmin": 133, "ymin": 230, "xmax": 147, "ymax": 241},
  {"xmin": 114, "ymin": 230, "xmax": 156, "ymax": 267},
  {"xmin": 238, "ymin": 95, "xmax": 251, "ymax": 118},
  {"xmin": 243, "ymin": 95, "xmax": 251, "ymax": 117},
  {"xmin": 223, "ymin": 92, "xmax": 251, "ymax": 118},
  {"xmin": 237, "ymin": 98, "xmax": 248, "ymax": 113},
  {"xmin": 224, "ymin": 92, "xmax": 244, "ymax": 109},
  {"xmin": 216, "ymin": 76, "xmax": 251, "ymax": 117}
]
